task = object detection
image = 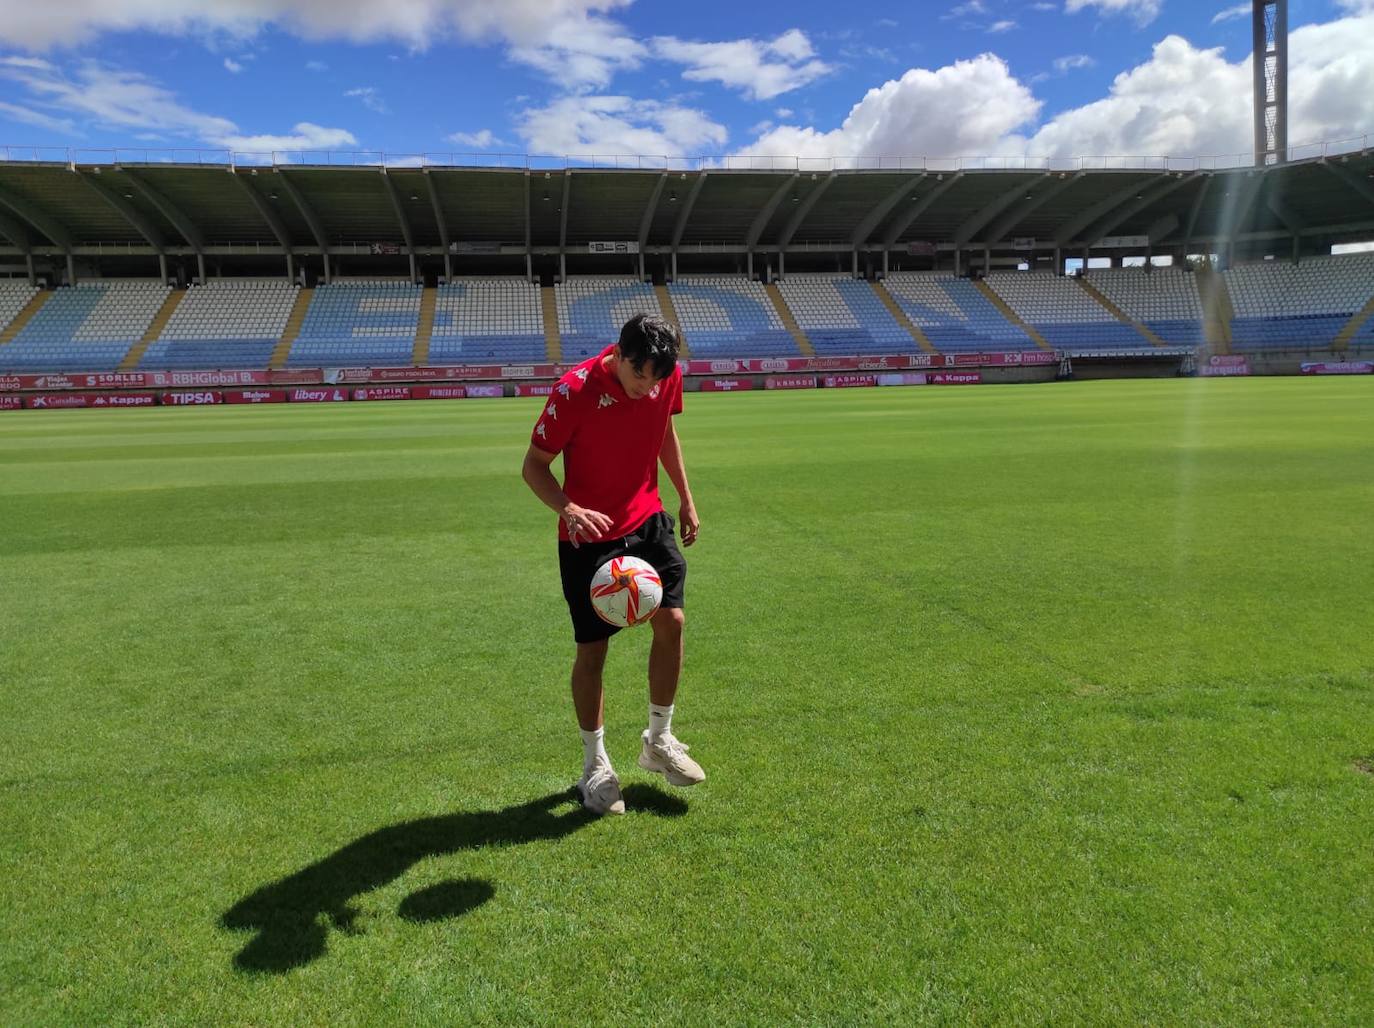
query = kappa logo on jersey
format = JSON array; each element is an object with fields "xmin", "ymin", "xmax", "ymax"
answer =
[
  {"xmin": 535, "ymin": 422, "xmax": 547, "ymax": 438},
  {"xmin": 649, "ymin": 383, "xmax": 661, "ymax": 399},
  {"xmin": 546, "ymin": 402, "xmax": 558, "ymax": 420},
  {"xmin": 574, "ymin": 369, "xmax": 589, "ymax": 382},
  {"xmin": 598, "ymin": 393, "xmax": 616, "ymax": 409},
  {"xmin": 557, "ymin": 382, "xmax": 571, "ymax": 398}
]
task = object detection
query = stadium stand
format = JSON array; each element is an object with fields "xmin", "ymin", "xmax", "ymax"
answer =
[
  {"xmin": 984, "ymin": 272, "xmax": 1146, "ymax": 350},
  {"xmin": 668, "ymin": 276, "xmax": 799, "ymax": 357},
  {"xmin": 0, "ymin": 280, "xmax": 39, "ymax": 338},
  {"xmin": 429, "ymin": 278, "xmax": 547, "ymax": 363},
  {"xmin": 881, "ymin": 273, "xmax": 1033, "ymax": 352},
  {"xmin": 0, "ymin": 281, "xmax": 170, "ymax": 371},
  {"xmin": 774, "ymin": 274, "xmax": 912, "ymax": 354},
  {"xmin": 555, "ymin": 277, "xmax": 663, "ymax": 362},
  {"xmin": 1083, "ymin": 267, "xmax": 1203, "ymax": 346},
  {"xmin": 1223, "ymin": 253, "xmax": 1374, "ymax": 351},
  {"xmin": 282, "ymin": 280, "xmax": 420, "ymax": 366},
  {"xmin": 136, "ymin": 279, "xmax": 297, "ymax": 370}
]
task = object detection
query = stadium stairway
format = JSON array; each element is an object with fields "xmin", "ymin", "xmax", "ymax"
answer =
[
  {"xmin": 1195, "ymin": 266, "xmax": 1233, "ymax": 355},
  {"xmin": 1075, "ymin": 277, "xmax": 1167, "ymax": 348},
  {"xmin": 1333, "ymin": 292, "xmax": 1374, "ymax": 352},
  {"xmin": 413, "ymin": 286, "xmax": 436, "ymax": 365},
  {"xmin": 973, "ymin": 281, "xmax": 1051, "ymax": 350},
  {"xmin": 0, "ymin": 289, "xmax": 52, "ymax": 344},
  {"xmin": 765, "ymin": 283, "xmax": 815, "ymax": 356},
  {"xmin": 541, "ymin": 286, "xmax": 561, "ymax": 363},
  {"xmin": 653, "ymin": 284, "xmax": 691, "ymax": 358},
  {"xmin": 872, "ymin": 281, "xmax": 936, "ymax": 354},
  {"xmin": 270, "ymin": 288, "xmax": 313, "ymax": 369},
  {"xmin": 119, "ymin": 288, "xmax": 186, "ymax": 370}
]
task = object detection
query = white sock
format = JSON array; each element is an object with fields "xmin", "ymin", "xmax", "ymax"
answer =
[
  {"xmin": 580, "ymin": 726, "xmax": 608, "ymax": 771},
  {"xmin": 648, "ymin": 702, "xmax": 674, "ymax": 741}
]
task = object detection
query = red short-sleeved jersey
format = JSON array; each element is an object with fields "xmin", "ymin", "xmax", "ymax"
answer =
[{"xmin": 531, "ymin": 344, "xmax": 684, "ymax": 541}]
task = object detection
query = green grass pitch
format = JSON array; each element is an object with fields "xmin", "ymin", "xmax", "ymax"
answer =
[{"xmin": 2, "ymin": 378, "xmax": 1372, "ymax": 1024}]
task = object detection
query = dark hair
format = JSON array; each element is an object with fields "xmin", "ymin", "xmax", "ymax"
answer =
[{"xmin": 618, "ymin": 313, "xmax": 680, "ymax": 380}]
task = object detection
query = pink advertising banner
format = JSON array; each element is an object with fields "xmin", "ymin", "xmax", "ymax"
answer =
[
  {"xmin": 697, "ymin": 378, "xmax": 754, "ymax": 392},
  {"xmin": 1300, "ymin": 361, "xmax": 1373, "ymax": 375},
  {"xmin": 224, "ymin": 389, "xmax": 288, "ymax": 404}
]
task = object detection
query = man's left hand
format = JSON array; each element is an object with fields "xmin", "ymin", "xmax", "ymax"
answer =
[{"xmin": 679, "ymin": 502, "xmax": 700, "ymax": 547}]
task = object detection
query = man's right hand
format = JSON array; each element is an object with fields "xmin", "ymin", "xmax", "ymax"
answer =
[{"xmin": 562, "ymin": 503, "xmax": 613, "ymax": 547}]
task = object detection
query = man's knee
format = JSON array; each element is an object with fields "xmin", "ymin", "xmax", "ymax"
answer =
[
  {"xmin": 653, "ymin": 606, "xmax": 685, "ymax": 636},
  {"xmin": 574, "ymin": 638, "xmax": 609, "ymax": 671}
]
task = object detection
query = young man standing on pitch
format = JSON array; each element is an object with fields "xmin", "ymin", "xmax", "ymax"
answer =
[{"xmin": 522, "ymin": 313, "xmax": 704, "ymax": 815}]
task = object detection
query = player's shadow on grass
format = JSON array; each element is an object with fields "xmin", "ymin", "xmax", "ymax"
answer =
[{"xmin": 221, "ymin": 784, "xmax": 685, "ymax": 974}]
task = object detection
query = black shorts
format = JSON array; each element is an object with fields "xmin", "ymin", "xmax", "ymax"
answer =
[{"xmin": 559, "ymin": 511, "xmax": 686, "ymax": 644}]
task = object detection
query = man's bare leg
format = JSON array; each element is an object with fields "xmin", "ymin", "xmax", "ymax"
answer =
[
  {"xmin": 648, "ymin": 606, "xmax": 685, "ymax": 707},
  {"xmin": 571, "ymin": 639, "xmax": 609, "ymax": 731},
  {"xmin": 640, "ymin": 607, "xmax": 705, "ymax": 785}
]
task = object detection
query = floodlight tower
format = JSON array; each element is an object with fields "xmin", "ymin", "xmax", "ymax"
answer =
[{"xmin": 1253, "ymin": 0, "xmax": 1288, "ymax": 165}]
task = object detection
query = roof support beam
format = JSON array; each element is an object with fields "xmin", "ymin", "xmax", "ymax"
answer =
[
  {"xmin": 984, "ymin": 171, "xmax": 1084, "ymax": 246},
  {"xmin": 1224, "ymin": 173, "xmax": 1267, "ymax": 246},
  {"xmin": 119, "ymin": 169, "xmax": 205, "ymax": 252},
  {"xmin": 1177, "ymin": 174, "xmax": 1214, "ymax": 249},
  {"xmin": 669, "ymin": 173, "xmax": 707, "ymax": 249},
  {"xmin": 0, "ymin": 182, "xmax": 73, "ymax": 252},
  {"xmin": 1319, "ymin": 160, "xmax": 1374, "ymax": 210},
  {"xmin": 745, "ymin": 173, "xmax": 798, "ymax": 251},
  {"xmin": 1054, "ymin": 176, "xmax": 1162, "ymax": 247},
  {"xmin": 231, "ymin": 172, "xmax": 294, "ymax": 253},
  {"xmin": 881, "ymin": 172, "xmax": 963, "ymax": 250},
  {"xmin": 851, "ymin": 174, "xmax": 924, "ymax": 248},
  {"xmin": 423, "ymin": 169, "xmax": 452, "ymax": 280},
  {"xmin": 953, "ymin": 175, "xmax": 1044, "ymax": 248},
  {"xmin": 522, "ymin": 171, "xmax": 531, "ymax": 282},
  {"xmin": 1082, "ymin": 174, "xmax": 1195, "ymax": 248},
  {"xmin": 74, "ymin": 169, "xmax": 166, "ymax": 252},
  {"xmin": 779, "ymin": 172, "xmax": 835, "ymax": 251},
  {"xmin": 1146, "ymin": 213, "xmax": 1180, "ymax": 244},
  {"xmin": 276, "ymin": 170, "xmax": 331, "ymax": 281},
  {"xmin": 0, "ymin": 208, "xmax": 31, "ymax": 252},
  {"xmin": 379, "ymin": 170, "xmax": 417, "ymax": 281},
  {"xmin": 558, "ymin": 171, "xmax": 572, "ymax": 281},
  {"xmin": 1264, "ymin": 185, "xmax": 1305, "ymax": 236},
  {"xmin": 637, "ymin": 172, "xmax": 667, "ymax": 279}
]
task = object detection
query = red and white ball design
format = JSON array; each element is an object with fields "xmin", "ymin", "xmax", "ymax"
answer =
[{"xmin": 589, "ymin": 556, "xmax": 663, "ymax": 628}]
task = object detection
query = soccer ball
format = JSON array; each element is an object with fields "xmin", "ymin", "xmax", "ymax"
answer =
[{"xmin": 589, "ymin": 556, "xmax": 663, "ymax": 628}]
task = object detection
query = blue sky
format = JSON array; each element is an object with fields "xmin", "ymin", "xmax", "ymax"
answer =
[{"xmin": 0, "ymin": 0, "xmax": 1371, "ymax": 162}]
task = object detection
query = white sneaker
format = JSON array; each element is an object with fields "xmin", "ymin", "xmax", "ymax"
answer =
[
  {"xmin": 638, "ymin": 730, "xmax": 706, "ymax": 786},
  {"xmin": 576, "ymin": 759, "xmax": 625, "ymax": 815}
]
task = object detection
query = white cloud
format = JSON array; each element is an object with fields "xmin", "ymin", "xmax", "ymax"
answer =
[
  {"xmin": 1032, "ymin": 2, "xmax": 1057, "ymax": 9},
  {"xmin": 652, "ymin": 29, "xmax": 832, "ymax": 100},
  {"xmin": 1210, "ymin": 4, "xmax": 1250, "ymax": 23},
  {"xmin": 0, "ymin": 99, "xmax": 77, "ymax": 134},
  {"xmin": 988, "ymin": 20, "xmax": 1016, "ymax": 32},
  {"xmin": 1064, "ymin": 0, "xmax": 1162, "ymax": 26},
  {"xmin": 517, "ymin": 95, "xmax": 727, "ymax": 156},
  {"xmin": 223, "ymin": 57, "xmax": 243, "ymax": 73},
  {"xmin": 775, "ymin": 107, "xmax": 794, "ymax": 119},
  {"xmin": 305, "ymin": 59, "xmax": 328, "ymax": 71},
  {"xmin": 1053, "ymin": 54, "xmax": 1096, "ymax": 72},
  {"xmin": 1027, "ymin": 18, "xmax": 1374, "ymax": 158},
  {"xmin": 447, "ymin": 128, "xmax": 508, "ymax": 148},
  {"xmin": 0, "ymin": 57, "xmax": 357, "ymax": 152},
  {"xmin": 743, "ymin": 10, "xmax": 1374, "ymax": 161},
  {"xmin": 745, "ymin": 54, "xmax": 1040, "ymax": 160},
  {"xmin": 946, "ymin": 1, "xmax": 988, "ymax": 17},
  {"xmin": 0, "ymin": 1, "xmax": 644, "ymax": 91},
  {"xmin": 219, "ymin": 122, "xmax": 359, "ymax": 151},
  {"xmin": 344, "ymin": 86, "xmax": 388, "ymax": 114}
]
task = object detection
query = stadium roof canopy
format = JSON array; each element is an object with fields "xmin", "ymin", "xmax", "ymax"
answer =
[{"xmin": 0, "ymin": 149, "xmax": 1371, "ymax": 273}]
